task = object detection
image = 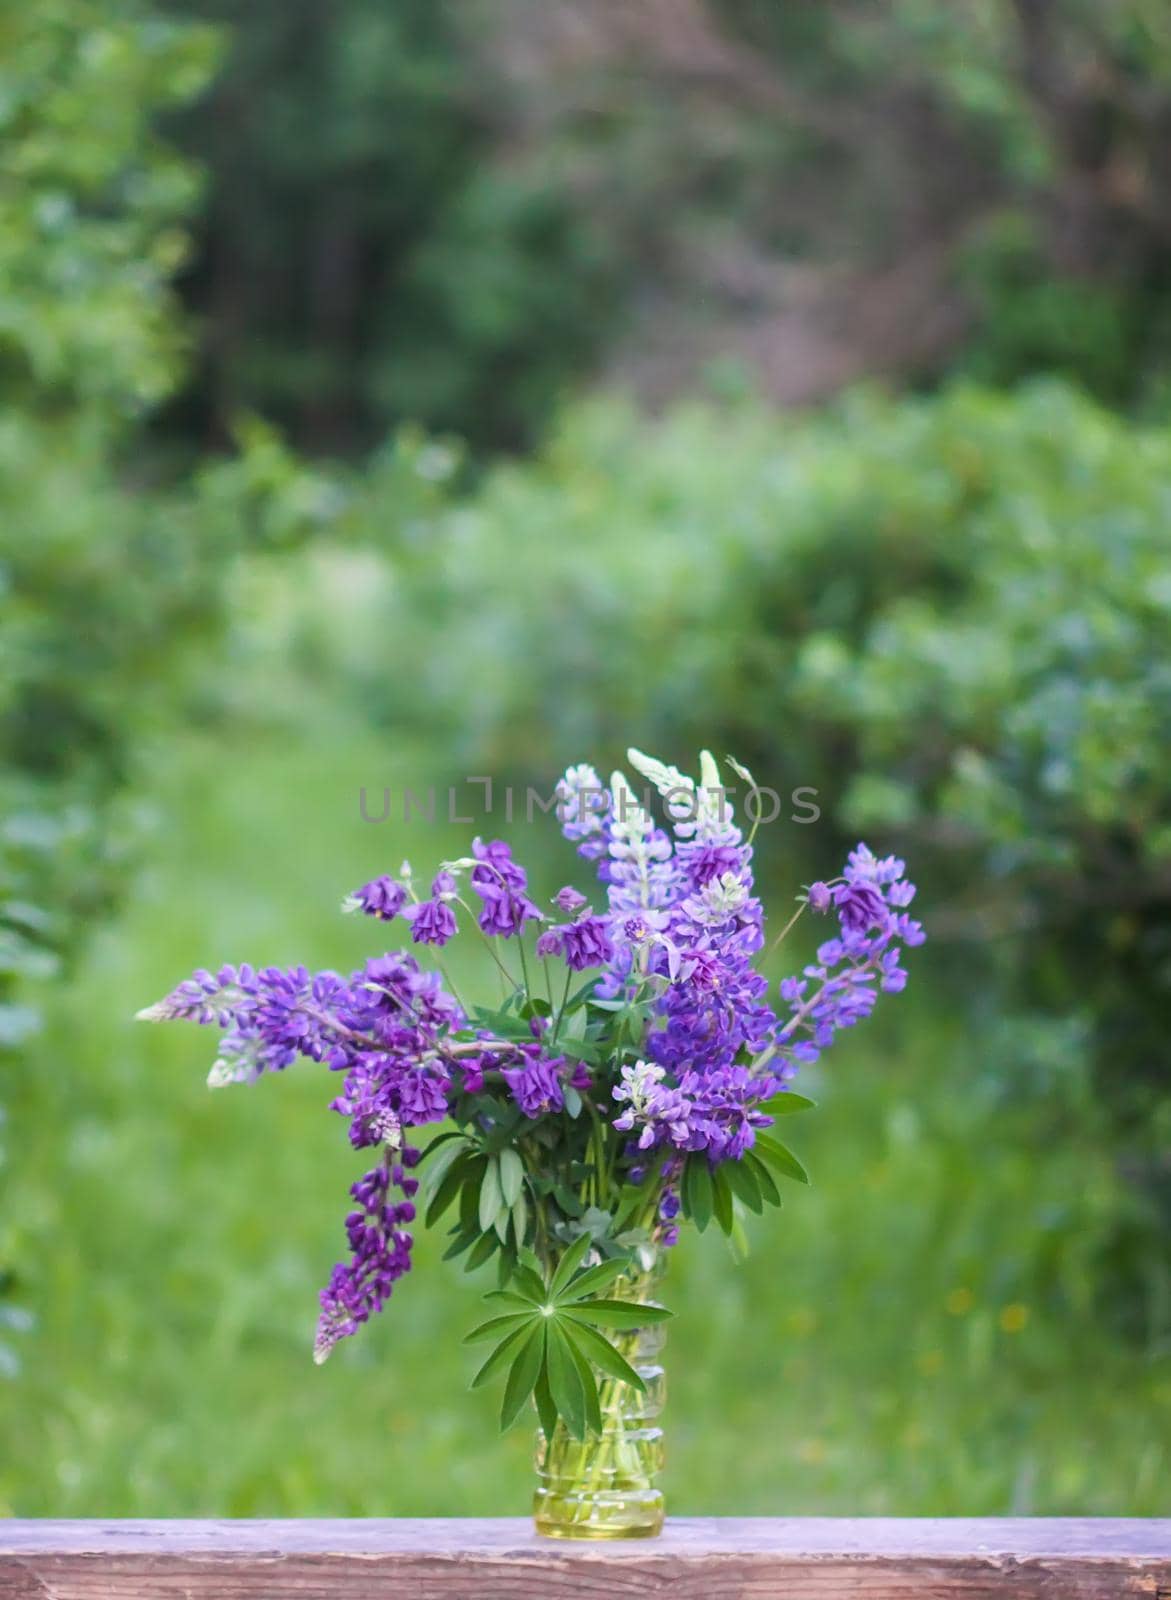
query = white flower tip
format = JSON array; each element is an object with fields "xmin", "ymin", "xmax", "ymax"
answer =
[
  {"xmin": 134, "ymin": 1002, "xmax": 168, "ymax": 1022},
  {"xmin": 340, "ymin": 895, "xmax": 361, "ymax": 915}
]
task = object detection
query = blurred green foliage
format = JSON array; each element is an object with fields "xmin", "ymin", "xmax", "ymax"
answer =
[{"xmin": 155, "ymin": 0, "xmax": 1171, "ymax": 451}]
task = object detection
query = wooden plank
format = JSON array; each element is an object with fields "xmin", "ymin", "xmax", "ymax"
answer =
[{"xmin": 0, "ymin": 1519, "xmax": 1168, "ymax": 1600}]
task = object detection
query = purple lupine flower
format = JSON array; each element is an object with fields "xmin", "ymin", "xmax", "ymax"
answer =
[
  {"xmin": 470, "ymin": 838, "xmax": 543, "ymax": 937},
  {"xmin": 349, "ymin": 875, "xmax": 406, "ymax": 922},
  {"xmin": 404, "ymin": 897, "xmax": 457, "ymax": 946},
  {"xmin": 554, "ymin": 885, "xmax": 589, "ymax": 915},
  {"xmin": 806, "ymin": 881, "xmax": 832, "ymax": 913},
  {"xmin": 556, "ymin": 764, "xmax": 610, "ymax": 860},
  {"xmin": 536, "ymin": 914, "xmax": 614, "ymax": 972},
  {"xmin": 833, "ymin": 879, "xmax": 889, "ymax": 935},
  {"xmin": 502, "ymin": 1051, "xmax": 567, "ymax": 1117},
  {"xmin": 314, "ymin": 1158, "xmax": 417, "ymax": 1362}
]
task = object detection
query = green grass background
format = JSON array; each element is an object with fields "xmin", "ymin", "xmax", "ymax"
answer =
[{"xmin": 4, "ymin": 717, "xmax": 1167, "ymax": 1516}]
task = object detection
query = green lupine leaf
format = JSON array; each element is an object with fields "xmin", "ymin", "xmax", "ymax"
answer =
[
  {"xmin": 722, "ymin": 1155, "xmax": 764, "ymax": 1214},
  {"xmin": 533, "ymin": 1367, "xmax": 558, "ymax": 1442},
  {"xmin": 465, "ymin": 1230, "xmax": 498, "ymax": 1271},
  {"xmin": 417, "ymin": 1130, "xmax": 469, "ymax": 1171},
  {"xmin": 744, "ymin": 1151, "xmax": 781, "ymax": 1207},
  {"xmin": 562, "ymin": 1325, "xmax": 604, "ymax": 1436},
  {"xmin": 546, "ymin": 1321, "xmax": 588, "ymax": 1441},
  {"xmin": 761, "ymin": 1092, "xmax": 817, "ymax": 1117},
  {"xmin": 498, "ymin": 1147, "xmax": 524, "ymax": 1207},
  {"xmin": 559, "ymin": 1258, "xmax": 628, "ymax": 1303},
  {"xmin": 570, "ymin": 1300, "xmax": 672, "ymax": 1329},
  {"xmin": 562, "ymin": 1084, "xmax": 583, "ymax": 1117},
  {"xmin": 553, "ymin": 1184, "xmax": 585, "ymax": 1218},
  {"xmin": 549, "ymin": 1231, "xmax": 594, "ymax": 1299},
  {"xmin": 482, "ymin": 1289, "xmax": 536, "ymax": 1310},
  {"xmin": 560, "ymin": 1313, "xmax": 647, "ymax": 1392},
  {"xmin": 442, "ymin": 1229, "xmax": 477, "ymax": 1261},
  {"xmin": 426, "ymin": 1152, "xmax": 480, "ymax": 1230},
  {"xmin": 479, "ymin": 1156, "xmax": 504, "ymax": 1233},
  {"xmin": 755, "ymin": 1135, "xmax": 811, "ymax": 1185},
  {"xmin": 682, "ymin": 1152, "xmax": 714, "ymax": 1231},
  {"xmin": 500, "ymin": 1325, "xmax": 545, "ymax": 1430},
  {"xmin": 470, "ymin": 1320, "xmax": 531, "ymax": 1389},
  {"xmin": 711, "ymin": 1164, "xmax": 735, "ymax": 1235},
  {"xmin": 510, "ymin": 1191, "xmax": 528, "ymax": 1248},
  {"xmin": 463, "ymin": 1311, "xmax": 533, "ymax": 1346},
  {"xmin": 508, "ymin": 1262, "xmax": 548, "ymax": 1305}
]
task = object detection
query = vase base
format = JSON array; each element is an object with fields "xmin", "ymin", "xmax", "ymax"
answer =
[{"xmin": 533, "ymin": 1491, "xmax": 665, "ymax": 1540}]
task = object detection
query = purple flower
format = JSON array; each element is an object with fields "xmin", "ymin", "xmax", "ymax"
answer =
[
  {"xmin": 470, "ymin": 838, "xmax": 542, "ymax": 938},
  {"xmin": 536, "ymin": 914, "xmax": 614, "ymax": 972},
  {"xmin": 806, "ymin": 881, "xmax": 832, "ymax": 913},
  {"xmin": 314, "ymin": 1158, "xmax": 417, "ymax": 1362},
  {"xmin": 350, "ymin": 875, "xmax": 406, "ymax": 922},
  {"xmin": 554, "ymin": 885, "xmax": 589, "ymax": 915},
  {"xmin": 405, "ymin": 897, "xmax": 458, "ymax": 946},
  {"xmin": 832, "ymin": 880, "xmax": 889, "ymax": 935},
  {"xmin": 502, "ymin": 1051, "xmax": 566, "ymax": 1117}
]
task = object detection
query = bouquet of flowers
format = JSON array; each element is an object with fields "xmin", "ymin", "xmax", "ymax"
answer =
[{"xmin": 140, "ymin": 749, "xmax": 923, "ymax": 1536}]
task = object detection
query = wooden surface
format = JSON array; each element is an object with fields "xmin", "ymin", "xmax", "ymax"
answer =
[{"xmin": 2, "ymin": 1518, "xmax": 1169, "ymax": 1599}]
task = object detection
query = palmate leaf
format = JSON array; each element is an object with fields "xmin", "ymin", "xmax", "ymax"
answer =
[
  {"xmin": 558, "ymin": 1258, "xmax": 628, "ymax": 1302},
  {"xmin": 755, "ymin": 1134, "xmax": 811, "ymax": 1185},
  {"xmin": 470, "ymin": 1320, "xmax": 530, "ymax": 1389},
  {"xmin": 548, "ymin": 1230, "xmax": 593, "ymax": 1298},
  {"xmin": 570, "ymin": 1299, "xmax": 672, "ymax": 1330},
  {"xmin": 545, "ymin": 1321, "xmax": 588, "ymax": 1441},
  {"xmin": 533, "ymin": 1367, "xmax": 558, "ymax": 1440},
  {"xmin": 500, "ymin": 1324, "xmax": 546, "ymax": 1430},
  {"xmin": 463, "ymin": 1311, "xmax": 531, "ymax": 1346},
  {"xmin": 562, "ymin": 1326, "xmax": 604, "ymax": 1437},
  {"xmin": 560, "ymin": 1314, "xmax": 646, "ymax": 1393}
]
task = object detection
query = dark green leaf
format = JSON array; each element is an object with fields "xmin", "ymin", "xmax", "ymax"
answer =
[
  {"xmin": 441, "ymin": 1229, "xmax": 477, "ymax": 1261},
  {"xmin": 464, "ymin": 1230, "xmax": 498, "ymax": 1271},
  {"xmin": 682, "ymin": 1152, "xmax": 714, "ymax": 1231},
  {"xmin": 722, "ymin": 1155, "xmax": 764, "ymax": 1214},
  {"xmin": 711, "ymin": 1164, "xmax": 735, "ymax": 1235},
  {"xmin": 482, "ymin": 1288, "xmax": 535, "ymax": 1310},
  {"xmin": 744, "ymin": 1151, "xmax": 781, "ymax": 1207},
  {"xmin": 755, "ymin": 1135, "xmax": 811, "ymax": 1185},
  {"xmin": 426, "ymin": 1152, "xmax": 480, "ymax": 1230},
  {"xmin": 500, "ymin": 1325, "xmax": 545, "ymax": 1430}
]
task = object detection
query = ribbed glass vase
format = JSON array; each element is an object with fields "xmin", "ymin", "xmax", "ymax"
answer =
[{"xmin": 532, "ymin": 1263, "xmax": 666, "ymax": 1539}]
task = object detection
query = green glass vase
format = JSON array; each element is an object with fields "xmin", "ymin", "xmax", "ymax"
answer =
[{"xmin": 532, "ymin": 1265, "xmax": 666, "ymax": 1539}]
